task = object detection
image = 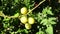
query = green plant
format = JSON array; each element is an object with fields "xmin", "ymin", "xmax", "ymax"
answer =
[{"xmin": 0, "ymin": 0, "xmax": 57, "ymax": 34}]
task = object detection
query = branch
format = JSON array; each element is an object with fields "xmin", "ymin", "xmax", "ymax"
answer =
[
  {"xmin": 27, "ymin": 0, "xmax": 46, "ymax": 14},
  {"xmin": 0, "ymin": 11, "xmax": 20, "ymax": 18}
]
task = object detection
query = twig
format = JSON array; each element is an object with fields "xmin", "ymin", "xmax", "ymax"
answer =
[{"xmin": 27, "ymin": 0, "xmax": 46, "ymax": 15}]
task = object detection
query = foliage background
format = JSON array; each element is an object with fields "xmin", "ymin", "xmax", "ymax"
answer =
[{"xmin": 0, "ymin": 0, "xmax": 60, "ymax": 34}]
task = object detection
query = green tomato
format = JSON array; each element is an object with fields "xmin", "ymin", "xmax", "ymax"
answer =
[
  {"xmin": 28, "ymin": 17, "xmax": 35, "ymax": 24},
  {"xmin": 25, "ymin": 23, "xmax": 31, "ymax": 29},
  {"xmin": 20, "ymin": 16, "xmax": 27, "ymax": 24},
  {"xmin": 21, "ymin": 7, "xmax": 27, "ymax": 15}
]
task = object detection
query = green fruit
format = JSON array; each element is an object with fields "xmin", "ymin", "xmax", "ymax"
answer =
[
  {"xmin": 21, "ymin": 7, "xmax": 27, "ymax": 15},
  {"xmin": 25, "ymin": 23, "xmax": 31, "ymax": 29},
  {"xmin": 28, "ymin": 17, "xmax": 35, "ymax": 24},
  {"xmin": 20, "ymin": 16, "xmax": 27, "ymax": 24}
]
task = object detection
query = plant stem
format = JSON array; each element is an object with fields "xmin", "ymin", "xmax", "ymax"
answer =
[{"xmin": 27, "ymin": 0, "xmax": 46, "ymax": 15}]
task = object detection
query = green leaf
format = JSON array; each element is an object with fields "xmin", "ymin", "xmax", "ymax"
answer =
[
  {"xmin": 42, "ymin": 7, "xmax": 47, "ymax": 14},
  {"xmin": 14, "ymin": 13, "xmax": 19, "ymax": 18},
  {"xmin": 48, "ymin": 17, "xmax": 56, "ymax": 24},
  {"xmin": 42, "ymin": 7, "xmax": 53, "ymax": 15},
  {"xmin": 3, "ymin": 17, "xmax": 11, "ymax": 21},
  {"xmin": 47, "ymin": 9, "xmax": 53, "ymax": 15},
  {"xmin": 23, "ymin": 0, "xmax": 34, "ymax": 9},
  {"xmin": 36, "ymin": 31, "xmax": 45, "ymax": 34},
  {"xmin": 24, "ymin": 0, "xmax": 30, "ymax": 6},
  {"xmin": 50, "ymin": 21, "xmax": 56, "ymax": 24},
  {"xmin": 15, "ymin": 0, "xmax": 19, "ymax": 3},
  {"xmin": 24, "ymin": 29, "xmax": 29, "ymax": 34},
  {"xmin": 17, "ymin": 28, "xmax": 21, "ymax": 33},
  {"xmin": 3, "ymin": 23, "xmax": 10, "ymax": 28},
  {"xmin": 1, "ymin": 31, "xmax": 5, "ymax": 34},
  {"xmin": 11, "ymin": 32, "xmax": 14, "ymax": 34},
  {"xmin": 48, "ymin": 17, "xmax": 56, "ymax": 21},
  {"xmin": 46, "ymin": 25, "xmax": 53, "ymax": 34},
  {"xmin": 40, "ymin": 19, "xmax": 47, "ymax": 24}
]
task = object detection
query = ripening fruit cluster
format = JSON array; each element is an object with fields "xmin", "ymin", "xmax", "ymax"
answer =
[{"xmin": 20, "ymin": 7, "xmax": 35, "ymax": 29}]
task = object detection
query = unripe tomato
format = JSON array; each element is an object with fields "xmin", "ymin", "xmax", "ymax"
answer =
[
  {"xmin": 21, "ymin": 7, "xmax": 27, "ymax": 15},
  {"xmin": 28, "ymin": 17, "xmax": 35, "ymax": 24},
  {"xmin": 20, "ymin": 16, "xmax": 27, "ymax": 24},
  {"xmin": 25, "ymin": 23, "xmax": 31, "ymax": 29}
]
